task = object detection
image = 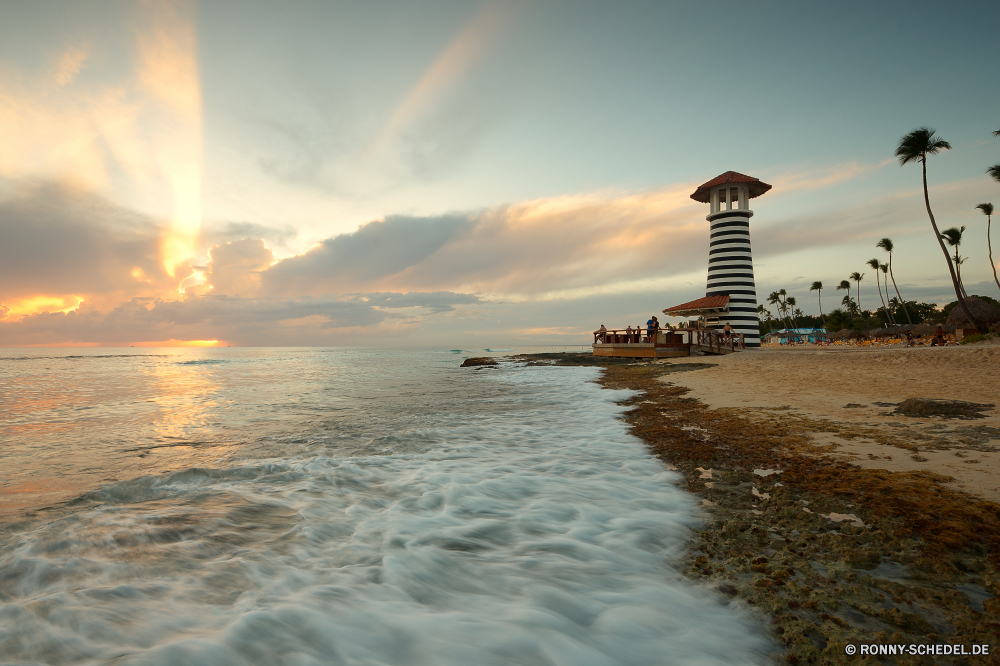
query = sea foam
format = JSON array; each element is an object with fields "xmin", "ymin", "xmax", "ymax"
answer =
[{"xmin": 0, "ymin": 363, "xmax": 772, "ymax": 665}]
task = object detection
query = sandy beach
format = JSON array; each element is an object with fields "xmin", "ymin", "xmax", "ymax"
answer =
[{"xmin": 666, "ymin": 345, "xmax": 1000, "ymax": 503}]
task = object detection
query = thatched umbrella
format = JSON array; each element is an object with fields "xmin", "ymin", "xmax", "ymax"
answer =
[
  {"xmin": 946, "ymin": 296, "xmax": 1000, "ymax": 328},
  {"xmin": 831, "ymin": 328, "xmax": 862, "ymax": 341}
]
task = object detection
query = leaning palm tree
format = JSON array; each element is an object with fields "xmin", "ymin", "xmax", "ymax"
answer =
[
  {"xmin": 939, "ymin": 226, "xmax": 969, "ymax": 298},
  {"xmin": 876, "ymin": 237, "xmax": 912, "ymax": 324},
  {"xmin": 809, "ymin": 281, "xmax": 826, "ymax": 325},
  {"xmin": 879, "ymin": 262, "xmax": 896, "ymax": 324},
  {"xmin": 849, "ymin": 271, "xmax": 864, "ymax": 313},
  {"xmin": 866, "ymin": 259, "xmax": 891, "ymax": 324},
  {"xmin": 977, "ymin": 203, "xmax": 999, "ymax": 293},
  {"xmin": 896, "ymin": 127, "xmax": 981, "ymax": 330},
  {"xmin": 767, "ymin": 290, "xmax": 790, "ymax": 330}
]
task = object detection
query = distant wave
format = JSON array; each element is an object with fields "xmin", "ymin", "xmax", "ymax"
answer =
[
  {"xmin": 483, "ymin": 348, "xmax": 514, "ymax": 352},
  {"xmin": 0, "ymin": 354, "xmax": 168, "ymax": 361},
  {"xmin": 176, "ymin": 359, "xmax": 227, "ymax": 365}
]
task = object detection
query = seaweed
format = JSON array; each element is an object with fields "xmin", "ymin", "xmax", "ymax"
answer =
[{"xmin": 595, "ymin": 363, "xmax": 1000, "ymax": 666}]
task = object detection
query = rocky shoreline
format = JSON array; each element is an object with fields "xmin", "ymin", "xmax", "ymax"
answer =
[{"xmin": 509, "ymin": 352, "xmax": 1000, "ymax": 666}]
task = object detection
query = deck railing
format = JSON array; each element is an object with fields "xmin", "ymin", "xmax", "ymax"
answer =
[{"xmin": 594, "ymin": 327, "xmax": 745, "ymax": 352}]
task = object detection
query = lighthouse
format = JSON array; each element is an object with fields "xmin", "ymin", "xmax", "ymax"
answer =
[{"xmin": 690, "ymin": 171, "xmax": 771, "ymax": 348}]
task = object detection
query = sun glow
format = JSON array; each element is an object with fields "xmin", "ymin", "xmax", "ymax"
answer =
[
  {"xmin": 3, "ymin": 295, "xmax": 85, "ymax": 320},
  {"xmin": 0, "ymin": 1, "xmax": 204, "ymax": 285},
  {"xmin": 177, "ymin": 268, "xmax": 207, "ymax": 294},
  {"xmin": 135, "ymin": 2, "xmax": 204, "ymax": 279},
  {"xmin": 130, "ymin": 339, "xmax": 225, "ymax": 347}
]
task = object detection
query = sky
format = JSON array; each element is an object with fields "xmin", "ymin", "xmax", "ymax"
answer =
[{"xmin": 2, "ymin": 0, "xmax": 999, "ymax": 347}]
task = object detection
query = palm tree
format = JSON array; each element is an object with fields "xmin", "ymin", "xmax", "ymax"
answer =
[
  {"xmin": 990, "ymin": 165, "xmax": 1000, "ymax": 182},
  {"xmin": 786, "ymin": 296, "xmax": 798, "ymax": 328},
  {"xmin": 767, "ymin": 290, "xmax": 789, "ymax": 330},
  {"xmin": 841, "ymin": 294, "xmax": 859, "ymax": 318},
  {"xmin": 866, "ymin": 258, "xmax": 891, "ymax": 324},
  {"xmin": 977, "ymin": 203, "xmax": 999, "ymax": 293},
  {"xmin": 939, "ymin": 226, "xmax": 969, "ymax": 298},
  {"xmin": 836, "ymin": 280, "xmax": 851, "ymax": 314},
  {"xmin": 849, "ymin": 271, "xmax": 864, "ymax": 313},
  {"xmin": 896, "ymin": 127, "xmax": 981, "ymax": 331},
  {"xmin": 876, "ymin": 237, "xmax": 912, "ymax": 324},
  {"xmin": 809, "ymin": 281, "xmax": 825, "ymax": 325},
  {"xmin": 879, "ymin": 262, "xmax": 895, "ymax": 324}
]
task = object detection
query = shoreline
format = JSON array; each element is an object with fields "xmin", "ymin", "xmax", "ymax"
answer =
[{"xmin": 514, "ymin": 350, "xmax": 1000, "ymax": 665}]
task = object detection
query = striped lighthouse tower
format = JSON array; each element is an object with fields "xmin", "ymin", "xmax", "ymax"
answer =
[{"xmin": 690, "ymin": 171, "xmax": 772, "ymax": 348}]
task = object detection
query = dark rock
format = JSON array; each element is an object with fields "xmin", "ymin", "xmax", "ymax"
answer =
[
  {"xmin": 843, "ymin": 403, "xmax": 866, "ymax": 408},
  {"xmin": 895, "ymin": 398, "xmax": 995, "ymax": 419},
  {"xmin": 717, "ymin": 583, "xmax": 738, "ymax": 596},
  {"xmin": 460, "ymin": 357, "xmax": 498, "ymax": 368}
]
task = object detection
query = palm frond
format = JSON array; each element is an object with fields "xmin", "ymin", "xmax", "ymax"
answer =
[
  {"xmin": 876, "ymin": 237, "xmax": 894, "ymax": 252},
  {"xmin": 988, "ymin": 165, "xmax": 1000, "ymax": 183},
  {"xmin": 977, "ymin": 203, "xmax": 994, "ymax": 216},
  {"xmin": 895, "ymin": 127, "xmax": 950, "ymax": 165},
  {"xmin": 939, "ymin": 227, "xmax": 964, "ymax": 246},
  {"xmin": 810, "ymin": 281, "xmax": 823, "ymax": 291}
]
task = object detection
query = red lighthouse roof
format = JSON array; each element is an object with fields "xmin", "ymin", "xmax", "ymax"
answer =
[
  {"xmin": 690, "ymin": 171, "xmax": 772, "ymax": 203},
  {"xmin": 663, "ymin": 295, "xmax": 730, "ymax": 317}
]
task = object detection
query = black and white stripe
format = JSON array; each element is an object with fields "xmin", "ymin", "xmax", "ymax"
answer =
[{"xmin": 705, "ymin": 211, "xmax": 760, "ymax": 347}]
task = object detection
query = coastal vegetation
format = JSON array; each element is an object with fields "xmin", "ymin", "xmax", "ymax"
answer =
[
  {"xmin": 877, "ymin": 237, "xmax": 912, "ymax": 325},
  {"xmin": 979, "ymin": 203, "xmax": 999, "ymax": 294},
  {"xmin": 756, "ymin": 124, "xmax": 1000, "ymax": 337},
  {"xmin": 895, "ymin": 128, "xmax": 985, "ymax": 333}
]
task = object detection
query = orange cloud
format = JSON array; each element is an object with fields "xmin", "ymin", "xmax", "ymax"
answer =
[{"xmin": 3, "ymin": 295, "xmax": 84, "ymax": 321}]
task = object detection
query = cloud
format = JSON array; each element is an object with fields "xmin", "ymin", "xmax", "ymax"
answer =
[
  {"xmin": 200, "ymin": 220, "xmax": 299, "ymax": 251},
  {"xmin": 261, "ymin": 214, "xmax": 470, "ymax": 296},
  {"xmin": 367, "ymin": 1, "xmax": 517, "ymax": 165},
  {"xmin": 0, "ymin": 0, "xmax": 203, "ymax": 281},
  {"xmin": 206, "ymin": 239, "xmax": 274, "ymax": 297},
  {"xmin": 754, "ymin": 176, "xmax": 992, "ymax": 261},
  {"xmin": 0, "ymin": 182, "xmax": 175, "ymax": 312},
  {"xmin": 52, "ymin": 44, "xmax": 91, "ymax": 86},
  {"xmin": 258, "ymin": 185, "xmax": 706, "ymax": 299},
  {"xmin": 0, "ymin": 292, "xmax": 482, "ymax": 347}
]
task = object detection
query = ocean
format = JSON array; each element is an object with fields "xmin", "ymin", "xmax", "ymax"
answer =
[{"xmin": 0, "ymin": 348, "xmax": 771, "ymax": 665}]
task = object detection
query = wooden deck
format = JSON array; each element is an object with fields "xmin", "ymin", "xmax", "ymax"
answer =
[{"xmin": 592, "ymin": 328, "xmax": 744, "ymax": 358}]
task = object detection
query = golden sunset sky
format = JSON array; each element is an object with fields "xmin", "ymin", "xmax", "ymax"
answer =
[{"xmin": 2, "ymin": 0, "xmax": 998, "ymax": 346}]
